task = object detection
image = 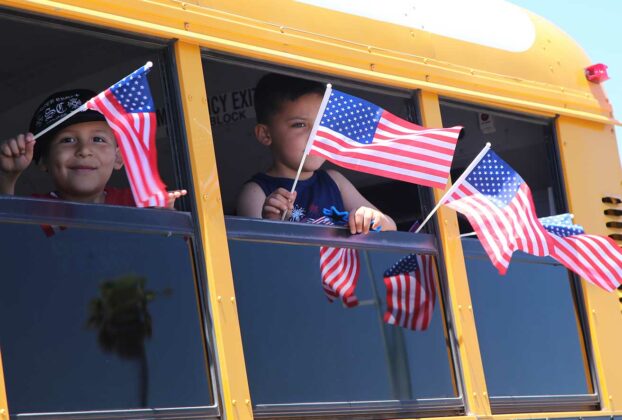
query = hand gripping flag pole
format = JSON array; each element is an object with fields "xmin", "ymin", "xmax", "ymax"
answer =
[
  {"xmin": 415, "ymin": 142, "xmax": 491, "ymax": 234},
  {"xmin": 281, "ymin": 83, "xmax": 333, "ymax": 221}
]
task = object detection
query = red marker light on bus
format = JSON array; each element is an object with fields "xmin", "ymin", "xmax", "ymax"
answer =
[{"xmin": 585, "ymin": 63, "xmax": 610, "ymax": 83}]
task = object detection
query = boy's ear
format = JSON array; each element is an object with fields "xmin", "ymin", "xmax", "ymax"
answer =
[
  {"xmin": 113, "ymin": 148, "xmax": 124, "ymax": 170},
  {"xmin": 254, "ymin": 124, "xmax": 272, "ymax": 146}
]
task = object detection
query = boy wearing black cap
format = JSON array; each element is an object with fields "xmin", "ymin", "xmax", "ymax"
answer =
[{"xmin": 0, "ymin": 89, "xmax": 185, "ymax": 206}]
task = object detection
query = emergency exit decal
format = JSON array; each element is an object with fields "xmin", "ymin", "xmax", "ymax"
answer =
[{"xmin": 209, "ymin": 87, "xmax": 255, "ymax": 126}]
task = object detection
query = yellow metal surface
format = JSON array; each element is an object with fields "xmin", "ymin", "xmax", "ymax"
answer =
[
  {"xmin": 173, "ymin": 41, "xmax": 252, "ymax": 420},
  {"xmin": 1, "ymin": 2, "xmax": 622, "ymax": 419},
  {"xmin": 556, "ymin": 116, "xmax": 622, "ymax": 411},
  {"xmin": 0, "ymin": 350, "xmax": 7, "ymax": 420},
  {"xmin": 1, "ymin": 0, "xmax": 617, "ymax": 125},
  {"xmin": 419, "ymin": 91, "xmax": 491, "ymax": 417}
]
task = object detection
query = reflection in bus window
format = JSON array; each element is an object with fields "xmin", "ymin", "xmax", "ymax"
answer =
[
  {"xmin": 463, "ymin": 239, "xmax": 591, "ymax": 396},
  {"xmin": 229, "ymin": 239, "xmax": 457, "ymax": 405},
  {"xmin": 0, "ymin": 223, "xmax": 212, "ymax": 413}
]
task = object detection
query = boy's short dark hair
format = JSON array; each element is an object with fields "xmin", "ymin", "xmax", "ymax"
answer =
[
  {"xmin": 29, "ymin": 89, "xmax": 107, "ymax": 163},
  {"xmin": 254, "ymin": 73, "xmax": 325, "ymax": 124}
]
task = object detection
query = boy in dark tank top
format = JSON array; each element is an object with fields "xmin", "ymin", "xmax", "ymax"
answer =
[{"xmin": 237, "ymin": 73, "xmax": 396, "ymax": 234}]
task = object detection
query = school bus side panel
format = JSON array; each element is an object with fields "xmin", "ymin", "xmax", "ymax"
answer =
[{"xmin": 556, "ymin": 116, "xmax": 622, "ymax": 410}]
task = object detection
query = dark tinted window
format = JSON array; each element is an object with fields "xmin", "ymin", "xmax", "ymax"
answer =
[
  {"xmin": 228, "ymin": 232, "xmax": 458, "ymax": 408},
  {"xmin": 0, "ymin": 221, "xmax": 212, "ymax": 414},
  {"xmin": 463, "ymin": 239, "xmax": 590, "ymax": 396}
]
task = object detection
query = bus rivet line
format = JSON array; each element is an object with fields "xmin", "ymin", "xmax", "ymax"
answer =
[
  {"xmin": 232, "ymin": 399, "xmax": 237, "ymax": 405},
  {"xmin": 245, "ymin": 399, "xmax": 250, "ymax": 405},
  {"xmin": 203, "ymin": 194, "xmax": 208, "ymax": 200},
  {"xmin": 230, "ymin": 297, "xmax": 236, "ymax": 303},
  {"xmin": 468, "ymin": 305, "xmax": 472, "ymax": 311},
  {"xmin": 184, "ymin": 22, "xmax": 190, "ymax": 31},
  {"xmin": 217, "ymin": 296, "xmax": 222, "ymax": 302}
]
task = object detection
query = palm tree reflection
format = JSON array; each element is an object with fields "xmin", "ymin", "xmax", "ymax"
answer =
[{"xmin": 87, "ymin": 275, "xmax": 160, "ymax": 407}]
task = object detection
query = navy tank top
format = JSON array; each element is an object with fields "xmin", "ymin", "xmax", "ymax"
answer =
[{"xmin": 249, "ymin": 170, "xmax": 344, "ymax": 222}]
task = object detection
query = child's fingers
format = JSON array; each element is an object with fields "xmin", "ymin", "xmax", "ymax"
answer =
[
  {"xmin": 8, "ymin": 138, "xmax": 21, "ymax": 156},
  {"xmin": 361, "ymin": 208, "xmax": 374, "ymax": 234},
  {"xmin": 0, "ymin": 141, "xmax": 13, "ymax": 158}
]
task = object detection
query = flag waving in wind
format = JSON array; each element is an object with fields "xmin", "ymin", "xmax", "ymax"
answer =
[
  {"xmin": 86, "ymin": 62, "xmax": 167, "ymax": 207},
  {"xmin": 309, "ymin": 89, "xmax": 462, "ymax": 189},
  {"xmin": 445, "ymin": 150, "xmax": 551, "ymax": 274},
  {"xmin": 540, "ymin": 213, "xmax": 622, "ymax": 292}
]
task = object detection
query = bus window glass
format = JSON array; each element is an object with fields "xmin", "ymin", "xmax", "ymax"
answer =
[
  {"xmin": 202, "ymin": 56, "xmax": 462, "ymax": 416},
  {"xmin": 0, "ymin": 222, "xmax": 213, "ymax": 413},
  {"xmin": 0, "ymin": 11, "xmax": 215, "ymax": 417},
  {"xmin": 462, "ymin": 240, "xmax": 589, "ymax": 395},
  {"xmin": 229, "ymin": 239, "xmax": 457, "ymax": 404},
  {"xmin": 440, "ymin": 101, "xmax": 594, "ymax": 402}
]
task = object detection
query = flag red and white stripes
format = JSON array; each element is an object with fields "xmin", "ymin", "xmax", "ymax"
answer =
[
  {"xmin": 549, "ymin": 234, "xmax": 622, "ymax": 292},
  {"xmin": 445, "ymin": 150, "xmax": 551, "ymax": 274},
  {"xmin": 310, "ymin": 89, "xmax": 461, "ymax": 189},
  {"xmin": 448, "ymin": 182, "xmax": 551, "ymax": 274},
  {"xmin": 86, "ymin": 63, "xmax": 167, "ymax": 207},
  {"xmin": 319, "ymin": 246, "xmax": 360, "ymax": 307},
  {"xmin": 383, "ymin": 254, "xmax": 436, "ymax": 330}
]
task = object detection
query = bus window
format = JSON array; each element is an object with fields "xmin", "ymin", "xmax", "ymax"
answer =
[
  {"xmin": 202, "ymin": 55, "xmax": 426, "ymax": 231},
  {"xmin": 202, "ymin": 55, "xmax": 463, "ymax": 418},
  {"xmin": 0, "ymin": 10, "xmax": 217, "ymax": 418},
  {"xmin": 440, "ymin": 100, "xmax": 596, "ymax": 412}
]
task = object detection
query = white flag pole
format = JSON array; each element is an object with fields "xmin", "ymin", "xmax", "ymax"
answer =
[
  {"xmin": 33, "ymin": 104, "xmax": 87, "ymax": 140},
  {"xmin": 415, "ymin": 142, "xmax": 491, "ymax": 234},
  {"xmin": 281, "ymin": 83, "xmax": 333, "ymax": 221},
  {"xmin": 33, "ymin": 62, "xmax": 153, "ymax": 141}
]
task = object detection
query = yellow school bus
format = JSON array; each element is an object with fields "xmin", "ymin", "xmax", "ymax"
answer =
[{"xmin": 0, "ymin": 1, "xmax": 620, "ymax": 420}]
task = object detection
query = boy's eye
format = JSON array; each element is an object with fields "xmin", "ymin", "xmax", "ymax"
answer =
[
  {"xmin": 59, "ymin": 137, "xmax": 76, "ymax": 144},
  {"xmin": 291, "ymin": 122, "xmax": 306, "ymax": 128},
  {"xmin": 93, "ymin": 136, "xmax": 107, "ymax": 143}
]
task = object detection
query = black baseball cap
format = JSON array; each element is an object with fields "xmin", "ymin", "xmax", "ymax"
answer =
[{"xmin": 29, "ymin": 89, "xmax": 107, "ymax": 162}]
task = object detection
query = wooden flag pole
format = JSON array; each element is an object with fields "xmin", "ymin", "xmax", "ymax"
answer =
[
  {"xmin": 415, "ymin": 142, "xmax": 491, "ymax": 234},
  {"xmin": 281, "ymin": 83, "xmax": 333, "ymax": 221}
]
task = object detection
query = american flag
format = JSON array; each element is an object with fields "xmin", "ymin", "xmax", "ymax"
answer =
[
  {"xmin": 539, "ymin": 213, "xmax": 585, "ymax": 237},
  {"xmin": 86, "ymin": 63, "xmax": 167, "ymax": 207},
  {"xmin": 383, "ymin": 254, "xmax": 436, "ymax": 330},
  {"xmin": 538, "ymin": 214, "xmax": 622, "ymax": 291},
  {"xmin": 445, "ymin": 150, "xmax": 551, "ymax": 274},
  {"xmin": 309, "ymin": 89, "xmax": 462, "ymax": 189},
  {"xmin": 319, "ymin": 247, "xmax": 360, "ymax": 307},
  {"xmin": 548, "ymin": 234, "xmax": 622, "ymax": 291}
]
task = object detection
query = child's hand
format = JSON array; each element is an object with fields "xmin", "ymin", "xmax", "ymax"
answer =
[
  {"xmin": 0, "ymin": 133, "xmax": 35, "ymax": 175},
  {"xmin": 165, "ymin": 189, "xmax": 188, "ymax": 209},
  {"xmin": 348, "ymin": 206, "xmax": 396, "ymax": 234},
  {"xmin": 262, "ymin": 188, "xmax": 297, "ymax": 220}
]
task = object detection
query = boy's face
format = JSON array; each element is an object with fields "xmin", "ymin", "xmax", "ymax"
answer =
[
  {"xmin": 256, "ymin": 92, "xmax": 325, "ymax": 176},
  {"xmin": 41, "ymin": 121, "xmax": 123, "ymax": 202}
]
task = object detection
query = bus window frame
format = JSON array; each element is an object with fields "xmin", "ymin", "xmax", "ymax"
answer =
[
  {"xmin": 201, "ymin": 54, "xmax": 468, "ymax": 418},
  {"xmin": 439, "ymin": 98, "xmax": 601, "ymax": 413},
  {"xmin": 226, "ymin": 216, "xmax": 465, "ymax": 419},
  {"xmin": 0, "ymin": 9, "xmax": 222, "ymax": 418}
]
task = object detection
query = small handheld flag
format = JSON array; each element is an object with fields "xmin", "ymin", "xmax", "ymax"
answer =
[
  {"xmin": 309, "ymin": 89, "xmax": 462, "ymax": 188},
  {"xmin": 444, "ymin": 149, "xmax": 551, "ymax": 274},
  {"xmin": 86, "ymin": 62, "xmax": 167, "ymax": 207}
]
